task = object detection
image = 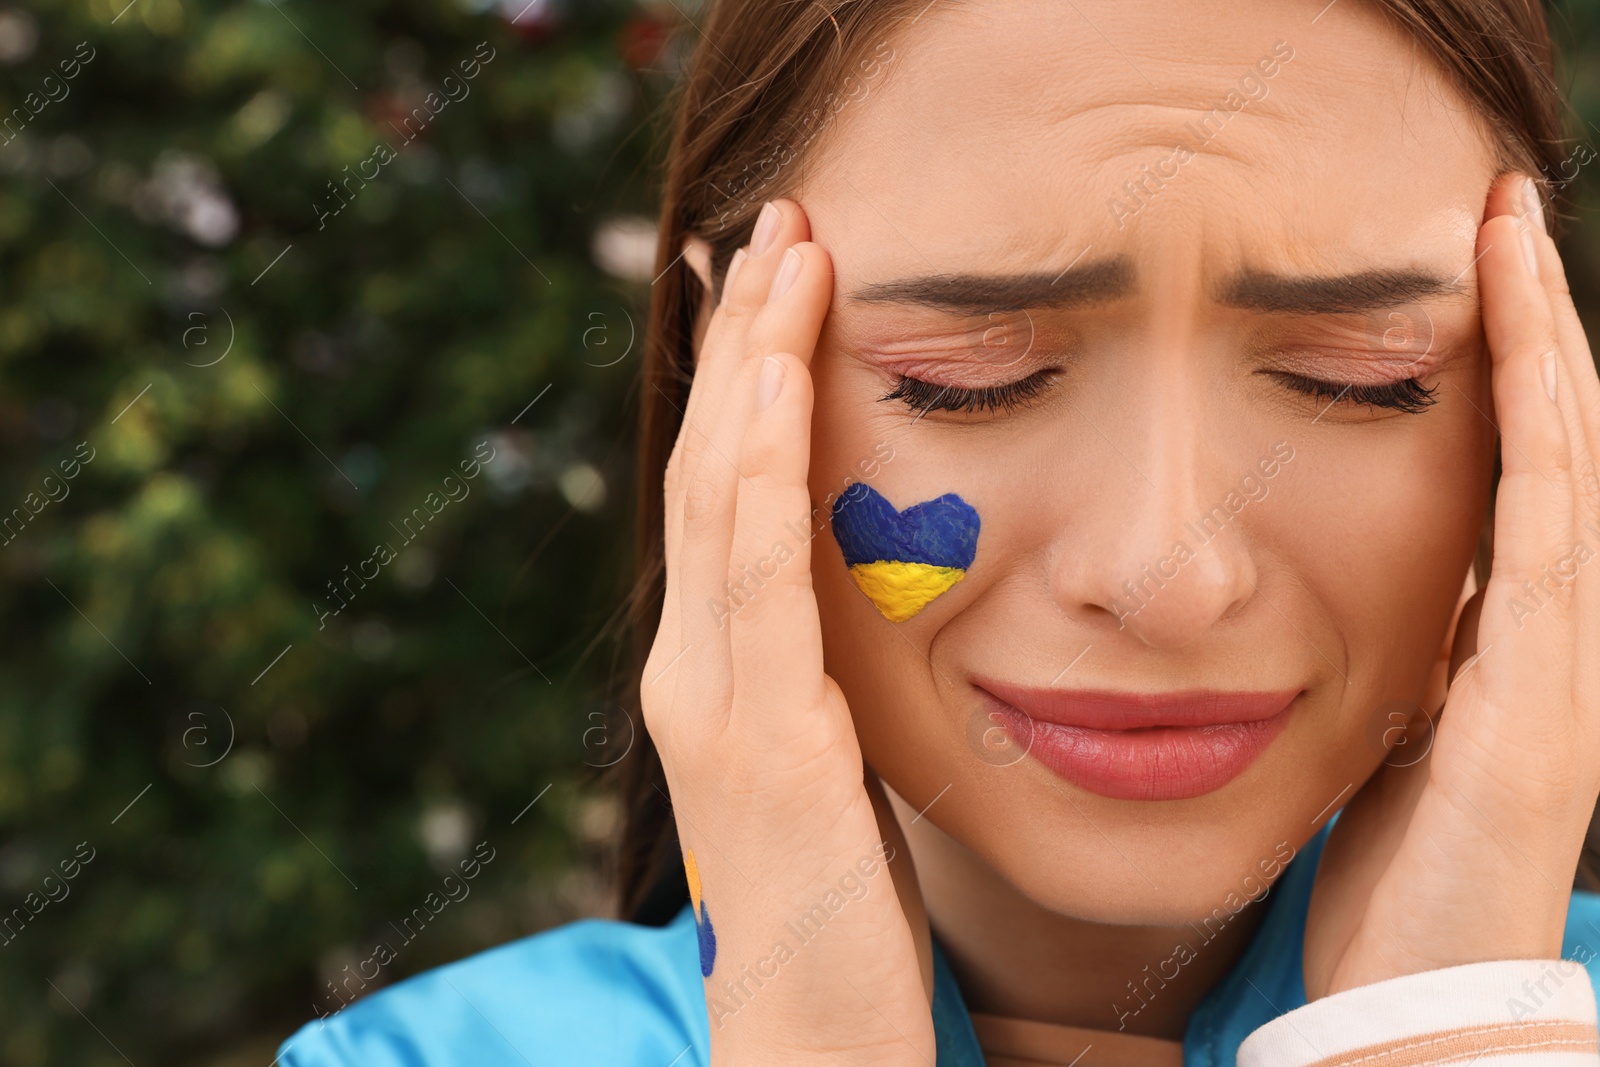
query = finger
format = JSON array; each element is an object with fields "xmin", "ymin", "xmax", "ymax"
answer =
[
  {"xmin": 1486, "ymin": 173, "xmax": 1597, "ymax": 519},
  {"xmin": 667, "ymin": 202, "xmax": 813, "ymax": 575},
  {"xmin": 1513, "ymin": 178, "xmax": 1600, "ymax": 729},
  {"xmin": 725, "ymin": 349, "xmax": 830, "ymax": 719},
  {"xmin": 674, "ymin": 237, "xmax": 832, "ymax": 668},
  {"xmin": 656, "ymin": 201, "xmax": 813, "ymax": 688},
  {"xmin": 670, "ymin": 205, "xmax": 825, "ymax": 701},
  {"xmin": 1476, "ymin": 206, "xmax": 1575, "ymax": 618},
  {"xmin": 718, "ymin": 241, "xmax": 838, "ymax": 716},
  {"xmin": 679, "ymin": 200, "xmax": 811, "ymax": 462},
  {"xmin": 1486, "ymin": 174, "xmax": 1596, "ymax": 649},
  {"xmin": 677, "ymin": 202, "xmax": 814, "ymax": 491},
  {"xmin": 660, "ymin": 256, "xmax": 740, "ymax": 643},
  {"xmin": 652, "ymin": 251, "xmax": 751, "ymax": 714},
  {"xmin": 1515, "ymin": 176, "xmax": 1600, "ymax": 522},
  {"xmin": 662, "ymin": 244, "xmax": 747, "ymax": 585}
]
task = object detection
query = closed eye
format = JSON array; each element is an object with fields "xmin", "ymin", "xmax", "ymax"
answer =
[
  {"xmin": 879, "ymin": 369, "xmax": 1057, "ymax": 415},
  {"xmin": 1265, "ymin": 370, "xmax": 1438, "ymax": 413},
  {"xmin": 878, "ymin": 366, "xmax": 1438, "ymax": 417}
]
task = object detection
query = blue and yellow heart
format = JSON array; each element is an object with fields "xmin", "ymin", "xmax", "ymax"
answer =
[
  {"xmin": 684, "ymin": 848, "xmax": 716, "ymax": 977},
  {"xmin": 830, "ymin": 483, "xmax": 980, "ymax": 623}
]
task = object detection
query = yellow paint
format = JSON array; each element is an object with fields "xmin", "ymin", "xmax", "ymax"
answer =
[
  {"xmin": 849, "ymin": 561, "xmax": 966, "ymax": 623},
  {"xmin": 684, "ymin": 848, "xmax": 702, "ymax": 911}
]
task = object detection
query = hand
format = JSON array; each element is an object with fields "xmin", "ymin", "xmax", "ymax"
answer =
[
  {"xmin": 641, "ymin": 198, "xmax": 935, "ymax": 1065},
  {"xmin": 1304, "ymin": 172, "xmax": 1600, "ymax": 1000}
]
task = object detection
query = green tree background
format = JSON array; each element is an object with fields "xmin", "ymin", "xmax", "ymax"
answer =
[
  {"xmin": 0, "ymin": 0, "xmax": 677, "ymax": 1061},
  {"xmin": 0, "ymin": 0, "xmax": 1596, "ymax": 1063}
]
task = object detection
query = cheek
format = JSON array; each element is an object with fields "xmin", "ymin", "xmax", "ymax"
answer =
[
  {"xmin": 806, "ymin": 363, "xmax": 979, "ymax": 770},
  {"xmin": 808, "ymin": 371, "xmax": 896, "ymax": 655},
  {"xmin": 809, "ymin": 352, "xmax": 1002, "ymax": 628},
  {"xmin": 1271, "ymin": 398, "xmax": 1494, "ymax": 701}
]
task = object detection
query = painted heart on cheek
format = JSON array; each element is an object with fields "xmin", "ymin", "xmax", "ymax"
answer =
[{"xmin": 829, "ymin": 483, "xmax": 980, "ymax": 623}]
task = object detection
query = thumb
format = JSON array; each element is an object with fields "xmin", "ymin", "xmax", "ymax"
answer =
[{"xmin": 1448, "ymin": 587, "xmax": 1488, "ymax": 684}]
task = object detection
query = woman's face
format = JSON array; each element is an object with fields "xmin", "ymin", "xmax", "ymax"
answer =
[{"xmin": 792, "ymin": 0, "xmax": 1500, "ymax": 922}]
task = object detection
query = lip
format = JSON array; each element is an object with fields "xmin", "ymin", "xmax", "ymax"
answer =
[{"xmin": 972, "ymin": 679, "xmax": 1301, "ymax": 801}]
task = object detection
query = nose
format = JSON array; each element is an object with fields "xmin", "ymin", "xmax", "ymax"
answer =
[{"xmin": 1047, "ymin": 369, "xmax": 1260, "ymax": 650}]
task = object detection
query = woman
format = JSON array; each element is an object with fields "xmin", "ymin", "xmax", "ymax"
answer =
[{"xmin": 278, "ymin": 0, "xmax": 1600, "ymax": 1063}]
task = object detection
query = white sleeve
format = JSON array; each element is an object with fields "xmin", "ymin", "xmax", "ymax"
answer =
[{"xmin": 1237, "ymin": 959, "xmax": 1599, "ymax": 1066}]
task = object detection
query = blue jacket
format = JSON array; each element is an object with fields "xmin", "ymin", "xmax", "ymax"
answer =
[{"xmin": 277, "ymin": 824, "xmax": 1600, "ymax": 1066}]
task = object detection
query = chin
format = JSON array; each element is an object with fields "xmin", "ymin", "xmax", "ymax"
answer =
[
  {"xmin": 1002, "ymin": 815, "xmax": 1307, "ymax": 927},
  {"xmin": 883, "ymin": 725, "xmax": 1337, "ymax": 927}
]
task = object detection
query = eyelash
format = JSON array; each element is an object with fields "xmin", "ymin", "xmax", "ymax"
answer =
[
  {"xmin": 1267, "ymin": 371, "xmax": 1439, "ymax": 414},
  {"xmin": 879, "ymin": 370, "xmax": 1056, "ymax": 414},
  {"xmin": 878, "ymin": 368, "xmax": 1439, "ymax": 416}
]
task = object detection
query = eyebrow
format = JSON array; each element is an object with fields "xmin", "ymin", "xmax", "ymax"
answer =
[
  {"xmin": 1218, "ymin": 268, "xmax": 1472, "ymax": 314},
  {"xmin": 845, "ymin": 261, "xmax": 1472, "ymax": 318},
  {"xmin": 846, "ymin": 258, "xmax": 1133, "ymax": 314}
]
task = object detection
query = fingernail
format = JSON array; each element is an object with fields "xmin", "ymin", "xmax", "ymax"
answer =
[
  {"xmin": 720, "ymin": 248, "xmax": 746, "ymax": 307},
  {"xmin": 758, "ymin": 355, "xmax": 786, "ymax": 411},
  {"xmin": 751, "ymin": 202, "xmax": 780, "ymax": 256},
  {"xmin": 1541, "ymin": 350, "xmax": 1558, "ymax": 403},
  {"xmin": 1521, "ymin": 176, "xmax": 1546, "ymax": 234},
  {"xmin": 767, "ymin": 247, "xmax": 802, "ymax": 303},
  {"xmin": 1519, "ymin": 218, "xmax": 1539, "ymax": 276}
]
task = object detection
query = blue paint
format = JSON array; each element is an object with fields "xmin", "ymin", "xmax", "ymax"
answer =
[
  {"xmin": 831, "ymin": 483, "xmax": 980, "ymax": 570},
  {"xmin": 695, "ymin": 901, "xmax": 716, "ymax": 978}
]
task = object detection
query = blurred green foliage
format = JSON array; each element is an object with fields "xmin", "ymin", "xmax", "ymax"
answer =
[
  {"xmin": 0, "ymin": 0, "xmax": 679, "ymax": 1061},
  {"xmin": 0, "ymin": 0, "xmax": 1597, "ymax": 1064}
]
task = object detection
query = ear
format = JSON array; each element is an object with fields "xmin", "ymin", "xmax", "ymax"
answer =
[{"xmin": 682, "ymin": 235, "xmax": 714, "ymax": 363}]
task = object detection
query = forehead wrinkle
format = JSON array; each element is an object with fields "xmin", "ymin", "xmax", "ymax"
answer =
[
  {"xmin": 798, "ymin": 0, "xmax": 1501, "ymax": 306},
  {"xmin": 814, "ymin": 48, "xmax": 1459, "ymax": 210},
  {"xmin": 829, "ymin": 0, "xmax": 1487, "ymax": 145},
  {"xmin": 1074, "ymin": 114, "xmax": 1308, "ymax": 177}
]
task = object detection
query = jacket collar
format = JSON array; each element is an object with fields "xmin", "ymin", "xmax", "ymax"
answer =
[{"xmin": 930, "ymin": 823, "xmax": 1333, "ymax": 1066}]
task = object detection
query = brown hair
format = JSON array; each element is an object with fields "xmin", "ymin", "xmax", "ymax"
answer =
[{"xmin": 610, "ymin": 0, "xmax": 1582, "ymax": 924}]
